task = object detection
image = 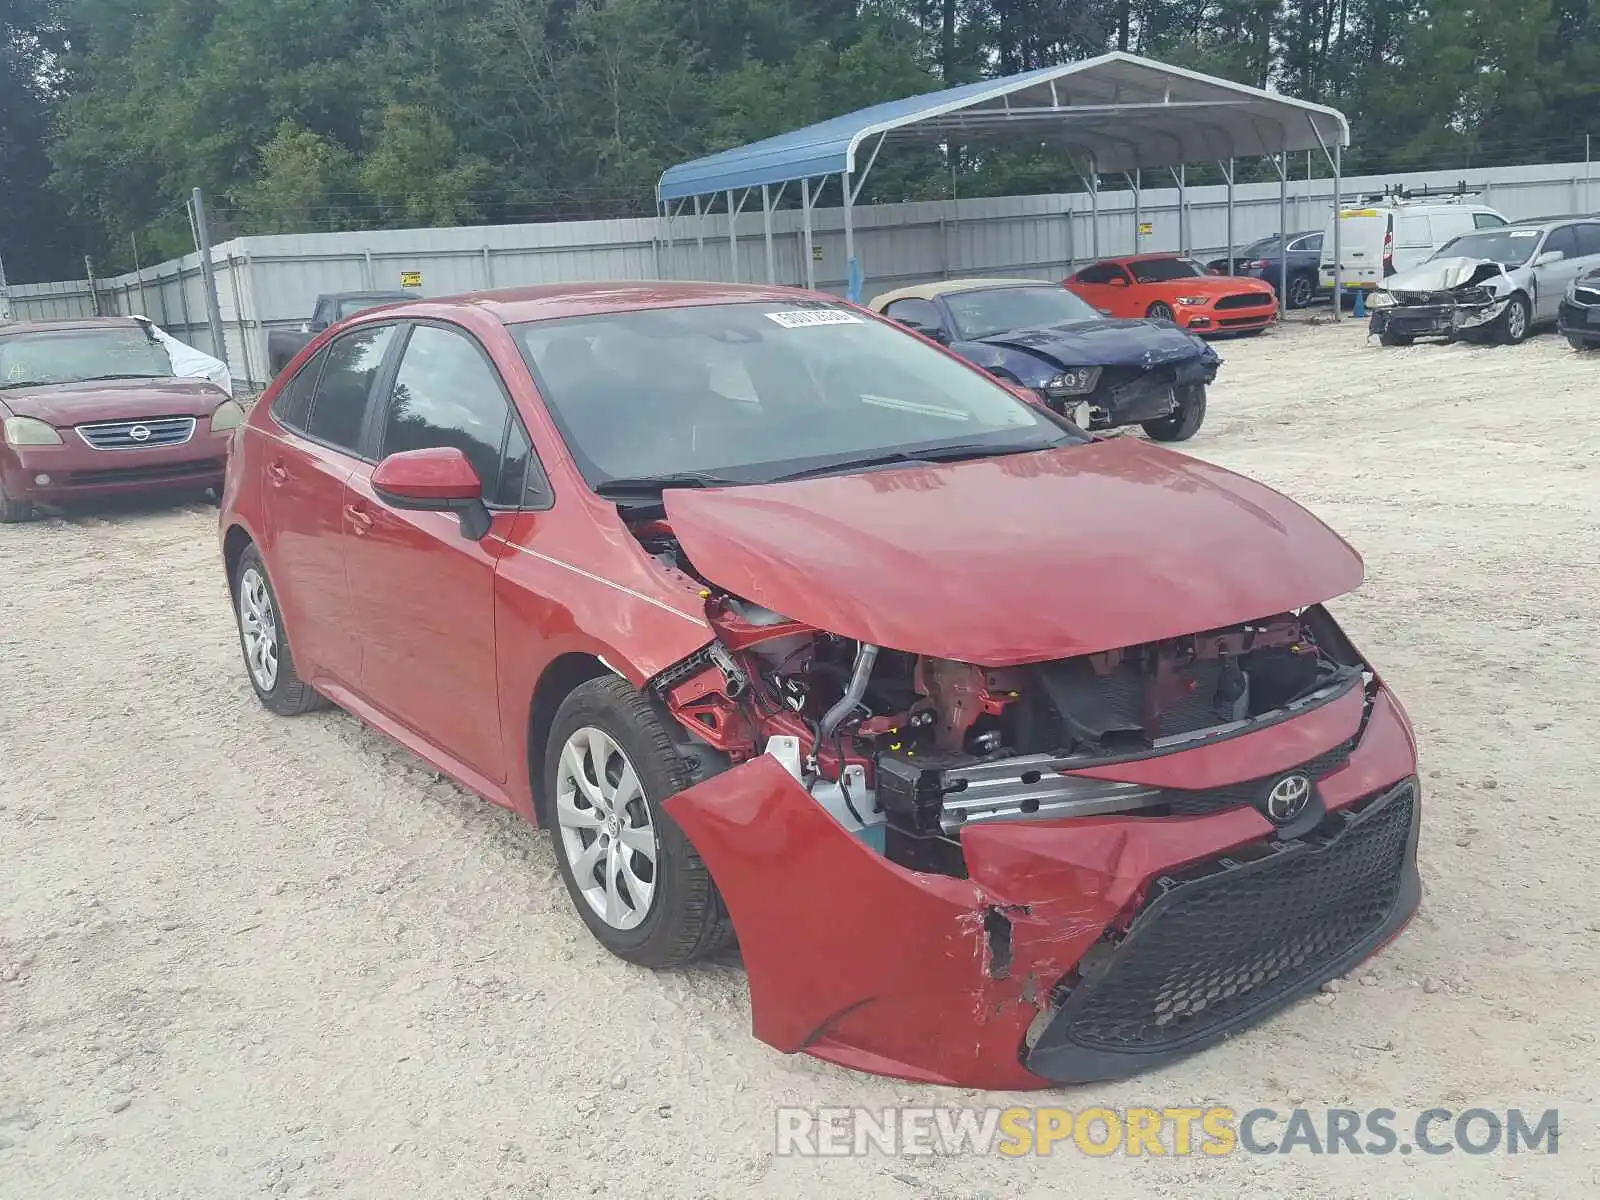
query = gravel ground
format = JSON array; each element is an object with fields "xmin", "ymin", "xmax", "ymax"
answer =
[{"xmin": 2, "ymin": 317, "xmax": 1596, "ymax": 1198}]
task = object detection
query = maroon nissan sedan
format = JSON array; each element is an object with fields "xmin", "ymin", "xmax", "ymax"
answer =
[
  {"xmin": 0, "ymin": 317, "xmax": 244, "ymax": 521},
  {"xmin": 219, "ymin": 283, "xmax": 1421, "ymax": 1089}
]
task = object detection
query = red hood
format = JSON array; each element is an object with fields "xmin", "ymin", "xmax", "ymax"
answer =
[
  {"xmin": 0, "ymin": 377, "xmax": 227, "ymax": 426},
  {"xmin": 663, "ymin": 439, "xmax": 1362, "ymax": 665}
]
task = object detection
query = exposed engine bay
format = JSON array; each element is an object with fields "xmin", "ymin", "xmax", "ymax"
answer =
[{"xmin": 634, "ymin": 516, "xmax": 1368, "ymax": 879}]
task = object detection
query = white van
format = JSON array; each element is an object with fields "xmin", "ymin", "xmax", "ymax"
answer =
[{"xmin": 1319, "ymin": 198, "xmax": 1508, "ymax": 291}]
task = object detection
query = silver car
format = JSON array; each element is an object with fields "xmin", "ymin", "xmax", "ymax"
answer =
[{"xmin": 1365, "ymin": 217, "xmax": 1600, "ymax": 346}]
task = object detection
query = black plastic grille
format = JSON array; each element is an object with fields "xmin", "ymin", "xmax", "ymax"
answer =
[
  {"xmin": 1215, "ymin": 292, "xmax": 1275, "ymax": 311},
  {"xmin": 1160, "ymin": 736, "xmax": 1356, "ymax": 816},
  {"xmin": 1056, "ymin": 783, "xmax": 1414, "ymax": 1052}
]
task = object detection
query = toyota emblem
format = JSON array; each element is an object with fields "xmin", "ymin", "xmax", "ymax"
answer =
[
  {"xmin": 128, "ymin": 424, "xmax": 152, "ymax": 442},
  {"xmin": 1264, "ymin": 773, "xmax": 1313, "ymax": 824}
]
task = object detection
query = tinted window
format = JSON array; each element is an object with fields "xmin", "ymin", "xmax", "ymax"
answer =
[
  {"xmin": 1295, "ymin": 233, "xmax": 1323, "ymax": 252},
  {"xmin": 1575, "ymin": 224, "xmax": 1600, "ymax": 257},
  {"xmin": 1074, "ymin": 263, "xmax": 1121, "ymax": 285},
  {"xmin": 514, "ymin": 301, "xmax": 1079, "ymax": 489},
  {"xmin": 270, "ymin": 348, "xmax": 327, "ymax": 431},
  {"xmin": 1542, "ymin": 226, "xmax": 1579, "ymax": 260},
  {"xmin": 304, "ymin": 324, "xmax": 397, "ymax": 454},
  {"xmin": 1474, "ymin": 211, "xmax": 1507, "ymax": 228},
  {"xmin": 381, "ymin": 324, "xmax": 535, "ymax": 507},
  {"xmin": 1129, "ymin": 257, "xmax": 1207, "ymax": 283},
  {"xmin": 884, "ymin": 298, "xmax": 942, "ymax": 329}
]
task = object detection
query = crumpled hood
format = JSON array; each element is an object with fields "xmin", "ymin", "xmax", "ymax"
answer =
[
  {"xmin": 1386, "ymin": 257, "xmax": 1511, "ymax": 293},
  {"xmin": 0, "ymin": 376, "xmax": 227, "ymax": 426},
  {"xmin": 663, "ymin": 439, "xmax": 1363, "ymax": 665},
  {"xmin": 974, "ymin": 319, "xmax": 1212, "ymax": 370}
]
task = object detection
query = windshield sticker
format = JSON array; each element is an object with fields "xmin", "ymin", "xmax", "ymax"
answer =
[
  {"xmin": 764, "ymin": 309, "xmax": 863, "ymax": 328},
  {"xmin": 1508, "ymin": 229, "xmax": 1540, "ymax": 237}
]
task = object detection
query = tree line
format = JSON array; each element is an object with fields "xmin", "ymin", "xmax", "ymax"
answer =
[{"xmin": 3, "ymin": 0, "xmax": 1597, "ymax": 283}]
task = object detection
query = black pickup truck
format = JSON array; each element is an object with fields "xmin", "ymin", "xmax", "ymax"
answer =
[{"xmin": 266, "ymin": 291, "xmax": 416, "ymax": 376}]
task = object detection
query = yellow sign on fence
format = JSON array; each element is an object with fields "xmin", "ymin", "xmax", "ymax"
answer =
[
  {"xmin": 1138, "ymin": 222, "xmax": 1154, "ymax": 236},
  {"xmin": 400, "ymin": 270, "xmax": 423, "ymax": 288}
]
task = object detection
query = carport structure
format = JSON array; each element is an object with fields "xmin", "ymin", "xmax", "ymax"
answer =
[{"xmin": 657, "ymin": 51, "xmax": 1352, "ymax": 318}]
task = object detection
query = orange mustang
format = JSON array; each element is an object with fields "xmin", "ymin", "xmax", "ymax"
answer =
[{"xmin": 1064, "ymin": 254, "xmax": 1279, "ymax": 336}]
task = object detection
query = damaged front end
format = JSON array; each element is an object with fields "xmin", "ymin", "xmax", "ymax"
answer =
[
  {"xmin": 629, "ymin": 512, "xmax": 1422, "ymax": 1087},
  {"xmin": 1367, "ymin": 258, "xmax": 1516, "ymax": 341}
]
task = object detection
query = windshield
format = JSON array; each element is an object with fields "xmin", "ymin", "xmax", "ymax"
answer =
[
  {"xmin": 338, "ymin": 296, "xmax": 408, "ymax": 319},
  {"xmin": 513, "ymin": 301, "xmax": 1081, "ymax": 490},
  {"xmin": 1129, "ymin": 257, "xmax": 1208, "ymax": 283},
  {"xmin": 0, "ymin": 326, "xmax": 173, "ymax": 389},
  {"xmin": 1432, "ymin": 228, "xmax": 1543, "ymax": 267},
  {"xmin": 944, "ymin": 286, "xmax": 1104, "ymax": 339}
]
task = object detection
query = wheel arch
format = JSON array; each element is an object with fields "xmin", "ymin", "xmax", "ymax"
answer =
[
  {"xmin": 222, "ymin": 522, "xmax": 254, "ymax": 588},
  {"xmin": 526, "ymin": 653, "xmax": 615, "ymax": 825}
]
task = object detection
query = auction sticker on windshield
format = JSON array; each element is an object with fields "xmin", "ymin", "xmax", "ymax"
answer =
[{"xmin": 764, "ymin": 309, "xmax": 864, "ymax": 328}]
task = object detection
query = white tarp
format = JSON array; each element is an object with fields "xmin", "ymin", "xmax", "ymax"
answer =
[{"xmin": 129, "ymin": 315, "xmax": 233, "ymax": 396}]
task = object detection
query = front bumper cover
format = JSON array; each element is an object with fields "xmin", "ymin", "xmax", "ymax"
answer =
[
  {"xmin": 1368, "ymin": 297, "xmax": 1507, "ymax": 340},
  {"xmin": 1558, "ymin": 298, "xmax": 1600, "ymax": 343},
  {"xmin": 665, "ymin": 686, "xmax": 1421, "ymax": 1089}
]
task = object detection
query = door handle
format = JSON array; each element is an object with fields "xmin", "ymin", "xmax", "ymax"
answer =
[
  {"xmin": 345, "ymin": 504, "xmax": 374, "ymax": 534},
  {"xmin": 267, "ymin": 460, "xmax": 289, "ymax": 486}
]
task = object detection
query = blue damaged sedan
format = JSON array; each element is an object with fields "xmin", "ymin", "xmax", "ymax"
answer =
[{"xmin": 868, "ymin": 277, "xmax": 1221, "ymax": 441}]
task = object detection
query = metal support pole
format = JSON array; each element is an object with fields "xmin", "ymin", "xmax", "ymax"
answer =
[
  {"xmin": 1332, "ymin": 143, "xmax": 1343, "ymax": 321},
  {"xmin": 1223, "ymin": 158, "xmax": 1236, "ymax": 275},
  {"xmin": 1178, "ymin": 164, "xmax": 1187, "ymax": 254},
  {"xmin": 1278, "ymin": 153, "xmax": 1289, "ymax": 321},
  {"xmin": 661, "ymin": 200, "xmax": 674, "ymax": 280},
  {"xmin": 801, "ymin": 178, "xmax": 816, "ymax": 291},
  {"xmin": 0, "ymin": 249, "xmax": 10, "ymax": 322},
  {"xmin": 693, "ymin": 195, "xmax": 705, "ymax": 280},
  {"xmin": 842, "ymin": 170, "xmax": 858, "ymax": 302},
  {"xmin": 84, "ymin": 255, "xmax": 101, "ymax": 317},
  {"xmin": 1089, "ymin": 166, "xmax": 1100, "ymax": 259},
  {"xmin": 762, "ymin": 185, "xmax": 775, "ymax": 284},
  {"xmin": 1133, "ymin": 169, "xmax": 1142, "ymax": 253},
  {"xmin": 726, "ymin": 190, "xmax": 738, "ymax": 283}
]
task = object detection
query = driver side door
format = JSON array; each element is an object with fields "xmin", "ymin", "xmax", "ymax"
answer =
[
  {"xmin": 1532, "ymin": 225, "xmax": 1581, "ymax": 322},
  {"xmin": 341, "ymin": 320, "xmax": 549, "ymax": 783},
  {"xmin": 1065, "ymin": 263, "xmax": 1131, "ymax": 316}
]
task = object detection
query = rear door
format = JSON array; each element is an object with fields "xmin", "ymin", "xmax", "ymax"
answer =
[
  {"xmin": 1067, "ymin": 263, "xmax": 1134, "ymax": 315},
  {"xmin": 1322, "ymin": 210, "xmax": 1387, "ymax": 289},
  {"xmin": 257, "ymin": 323, "xmax": 400, "ymax": 687},
  {"xmin": 341, "ymin": 321, "xmax": 547, "ymax": 781},
  {"xmin": 1392, "ymin": 212, "xmax": 1436, "ymax": 273}
]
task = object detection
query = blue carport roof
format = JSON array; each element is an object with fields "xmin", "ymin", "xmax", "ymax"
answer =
[{"xmin": 658, "ymin": 52, "xmax": 1350, "ymax": 202}]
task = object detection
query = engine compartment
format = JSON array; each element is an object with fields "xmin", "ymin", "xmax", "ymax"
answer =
[{"xmin": 634, "ymin": 515, "xmax": 1367, "ymax": 878}]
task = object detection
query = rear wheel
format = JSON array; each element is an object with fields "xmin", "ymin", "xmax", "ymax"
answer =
[
  {"xmin": 1146, "ymin": 302, "xmax": 1175, "ymax": 322},
  {"xmin": 1142, "ymin": 383, "xmax": 1206, "ymax": 442},
  {"xmin": 1287, "ymin": 274, "xmax": 1315, "ymax": 309},
  {"xmin": 545, "ymin": 676, "xmax": 733, "ymax": 968},
  {"xmin": 1496, "ymin": 294, "xmax": 1531, "ymax": 345},
  {"xmin": 0, "ymin": 483, "xmax": 35, "ymax": 524}
]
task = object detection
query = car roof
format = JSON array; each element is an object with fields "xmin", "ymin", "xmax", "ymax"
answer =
[
  {"xmin": 0, "ymin": 316, "xmax": 145, "ymax": 336},
  {"xmin": 867, "ymin": 277, "xmax": 1056, "ymax": 309},
  {"xmin": 325, "ymin": 291, "xmax": 415, "ymax": 301},
  {"xmin": 1094, "ymin": 253, "xmax": 1197, "ymax": 265},
  {"xmin": 342, "ymin": 281, "xmax": 830, "ymax": 326}
]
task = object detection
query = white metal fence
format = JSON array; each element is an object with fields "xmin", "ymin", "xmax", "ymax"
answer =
[{"xmin": 9, "ymin": 158, "xmax": 1598, "ymax": 387}]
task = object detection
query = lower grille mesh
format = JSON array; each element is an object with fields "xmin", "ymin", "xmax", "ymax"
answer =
[{"xmin": 1055, "ymin": 782, "xmax": 1415, "ymax": 1052}]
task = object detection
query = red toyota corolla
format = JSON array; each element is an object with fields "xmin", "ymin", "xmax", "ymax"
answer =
[
  {"xmin": 218, "ymin": 283, "xmax": 1421, "ymax": 1088},
  {"xmin": 1, "ymin": 317, "xmax": 243, "ymax": 521}
]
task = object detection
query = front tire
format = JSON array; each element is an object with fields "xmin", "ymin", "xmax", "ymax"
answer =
[
  {"xmin": 545, "ymin": 677, "xmax": 733, "ymax": 968},
  {"xmin": 0, "ymin": 483, "xmax": 35, "ymax": 524},
  {"xmin": 233, "ymin": 545, "xmax": 328, "ymax": 715},
  {"xmin": 1379, "ymin": 330, "xmax": 1414, "ymax": 347},
  {"xmin": 1146, "ymin": 302, "xmax": 1175, "ymax": 322},
  {"xmin": 1142, "ymin": 383, "xmax": 1206, "ymax": 442},
  {"xmin": 1496, "ymin": 295, "xmax": 1531, "ymax": 345},
  {"xmin": 1567, "ymin": 334, "xmax": 1596, "ymax": 352}
]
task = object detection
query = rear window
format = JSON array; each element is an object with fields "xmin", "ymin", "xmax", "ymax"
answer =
[{"xmin": 0, "ymin": 326, "xmax": 174, "ymax": 390}]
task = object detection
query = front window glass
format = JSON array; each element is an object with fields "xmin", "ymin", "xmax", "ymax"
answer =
[
  {"xmin": 513, "ymin": 301, "xmax": 1080, "ymax": 490},
  {"xmin": 0, "ymin": 326, "xmax": 174, "ymax": 389},
  {"xmin": 944, "ymin": 286, "xmax": 1103, "ymax": 339},
  {"xmin": 1431, "ymin": 228, "xmax": 1543, "ymax": 267},
  {"xmin": 1129, "ymin": 257, "xmax": 1208, "ymax": 283}
]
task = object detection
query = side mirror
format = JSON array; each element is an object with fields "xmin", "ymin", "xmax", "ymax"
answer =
[
  {"xmin": 899, "ymin": 319, "xmax": 949, "ymax": 344},
  {"xmin": 371, "ymin": 447, "xmax": 492, "ymax": 540},
  {"xmin": 300, "ymin": 321, "xmax": 313, "ymax": 334},
  {"xmin": 1535, "ymin": 249, "xmax": 1565, "ymax": 267}
]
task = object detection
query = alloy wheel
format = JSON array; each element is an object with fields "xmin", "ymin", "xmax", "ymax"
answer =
[
  {"xmin": 238, "ymin": 567, "xmax": 280, "ymax": 690},
  {"xmin": 1148, "ymin": 302, "xmax": 1175, "ymax": 321},
  {"xmin": 1289, "ymin": 276, "xmax": 1314, "ymax": 308},
  {"xmin": 555, "ymin": 727, "xmax": 659, "ymax": 930},
  {"xmin": 1507, "ymin": 300, "xmax": 1528, "ymax": 341}
]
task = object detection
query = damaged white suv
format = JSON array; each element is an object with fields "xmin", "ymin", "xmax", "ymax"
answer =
[{"xmin": 1366, "ymin": 218, "xmax": 1600, "ymax": 346}]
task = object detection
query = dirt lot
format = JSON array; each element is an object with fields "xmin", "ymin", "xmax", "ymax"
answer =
[{"xmin": 2, "ymin": 317, "xmax": 1596, "ymax": 1198}]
